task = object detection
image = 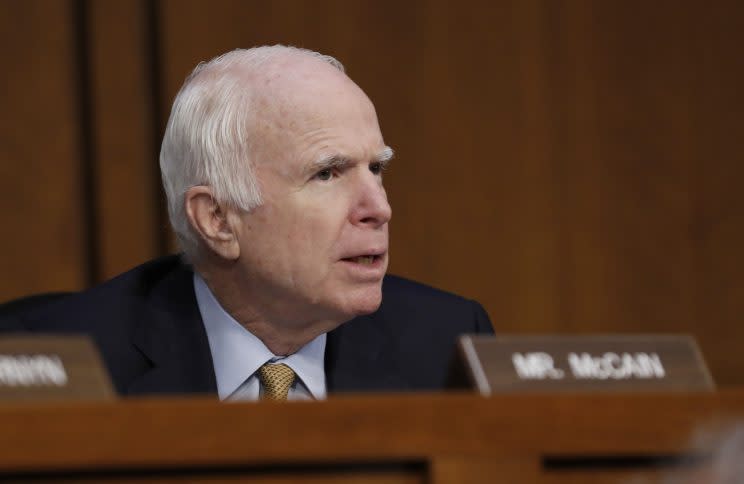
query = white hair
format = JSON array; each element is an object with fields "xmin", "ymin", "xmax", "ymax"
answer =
[{"xmin": 159, "ymin": 45, "xmax": 345, "ymax": 260}]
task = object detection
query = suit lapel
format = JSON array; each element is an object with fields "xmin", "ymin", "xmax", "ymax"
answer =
[{"xmin": 127, "ymin": 262, "xmax": 217, "ymax": 396}]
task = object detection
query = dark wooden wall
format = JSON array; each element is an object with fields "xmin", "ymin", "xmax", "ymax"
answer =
[{"xmin": 2, "ymin": 0, "xmax": 743, "ymax": 384}]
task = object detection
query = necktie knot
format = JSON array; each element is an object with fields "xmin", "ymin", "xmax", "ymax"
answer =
[{"xmin": 258, "ymin": 363, "xmax": 296, "ymax": 401}]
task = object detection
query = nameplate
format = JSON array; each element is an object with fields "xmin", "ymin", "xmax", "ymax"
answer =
[
  {"xmin": 0, "ymin": 335, "xmax": 114, "ymax": 401},
  {"xmin": 455, "ymin": 335, "xmax": 714, "ymax": 395}
]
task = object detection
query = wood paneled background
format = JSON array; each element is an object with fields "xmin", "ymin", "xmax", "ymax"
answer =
[{"xmin": 2, "ymin": 0, "xmax": 743, "ymax": 384}]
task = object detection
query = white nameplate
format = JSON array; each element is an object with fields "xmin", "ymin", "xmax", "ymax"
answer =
[{"xmin": 455, "ymin": 335, "xmax": 714, "ymax": 395}]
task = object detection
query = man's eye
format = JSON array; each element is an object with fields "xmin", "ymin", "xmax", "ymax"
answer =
[
  {"xmin": 369, "ymin": 162, "xmax": 384, "ymax": 175},
  {"xmin": 315, "ymin": 168, "xmax": 333, "ymax": 181}
]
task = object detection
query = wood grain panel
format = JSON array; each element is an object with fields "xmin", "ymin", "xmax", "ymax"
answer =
[
  {"xmin": 430, "ymin": 455, "xmax": 539, "ymax": 484},
  {"xmin": 1, "ymin": 392, "xmax": 743, "ymax": 482},
  {"xmin": 88, "ymin": 0, "xmax": 160, "ymax": 280},
  {"xmin": 14, "ymin": 469, "xmax": 422, "ymax": 484},
  {"xmin": 536, "ymin": 1, "xmax": 744, "ymax": 384},
  {"xmin": 0, "ymin": 0, "xmax": 86, "ymax": 300},
  {"xmin": 685, "ymin": 3, "xmax": 744, "ymax": 385}
]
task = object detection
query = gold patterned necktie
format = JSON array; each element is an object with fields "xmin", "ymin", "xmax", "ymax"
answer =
[{"xmin": 258, "ymin": 363, "xmax": 296, "ymax": 401}]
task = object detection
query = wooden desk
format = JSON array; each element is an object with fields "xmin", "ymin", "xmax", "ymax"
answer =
[{"xmin": 2, "ymin": 390, "xmax": 744, "ymax": 483}]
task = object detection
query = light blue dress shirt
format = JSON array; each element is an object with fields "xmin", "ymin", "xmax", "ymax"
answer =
[{"xmin": 193, "ymin": 273, "xmax": 327, "ymax": 401}]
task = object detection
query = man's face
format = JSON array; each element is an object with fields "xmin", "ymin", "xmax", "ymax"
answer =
[{"xmin": 231, "ymin": 63, "xmax": 391, "ymax": 328}]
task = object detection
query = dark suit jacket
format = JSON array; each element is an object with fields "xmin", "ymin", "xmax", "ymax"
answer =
[{"xmin": 1, "ymin": 256, "xmax": 493, "ymax": 396}]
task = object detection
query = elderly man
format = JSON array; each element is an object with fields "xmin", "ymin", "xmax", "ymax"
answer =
[{"xmin": 8, "ymin": 46, "xmax": 493, "ymax": 399}]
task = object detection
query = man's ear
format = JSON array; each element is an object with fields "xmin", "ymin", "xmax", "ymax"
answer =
[{"xmin": 185, "ymin": 186, "xmax": 240, "ymax": 260}]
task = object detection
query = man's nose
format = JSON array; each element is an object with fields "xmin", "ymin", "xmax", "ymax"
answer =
[{"xmin": 351, "ymin": 173, "xmax": 392, "ymax": 228}]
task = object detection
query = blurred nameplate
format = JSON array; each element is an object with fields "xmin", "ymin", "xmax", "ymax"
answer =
[
  {"xmin": 456, "ymin": 335, "xmax": 714, "ymax": 395},
  {"xmin": 0, "ymin": 335, "xmax": 114, "ymax": 401}
]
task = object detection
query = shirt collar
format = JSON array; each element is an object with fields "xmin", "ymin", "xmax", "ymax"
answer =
[{"xmin": 193, "ymin": 273, "xmax": 326, "ymax": 400}]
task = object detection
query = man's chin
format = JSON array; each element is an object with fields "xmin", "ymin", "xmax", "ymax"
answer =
[
  {"xmin": 339, "ymin": 287, "xmax": 383, "ymax": 318},
  {"xmin": 352, "ymin": 299, "xmax": 382, "ymax": 317}
]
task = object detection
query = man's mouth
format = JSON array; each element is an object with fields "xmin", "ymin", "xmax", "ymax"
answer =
[{"xmin": 343, "ymin": 255, "xmax": 382, "ymax": 265}]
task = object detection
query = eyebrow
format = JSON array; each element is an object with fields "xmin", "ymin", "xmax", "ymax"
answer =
[
  {"xmin": 376, "ymin": 146, "xmax": 394, "ymax": 166},
  {"xmin": 309, "ymin": 146, "xmax": 395, "ymax": 174},
  {"xmin": 311, "ymin": 154, "xmax": 353, "ymax": 173}
]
